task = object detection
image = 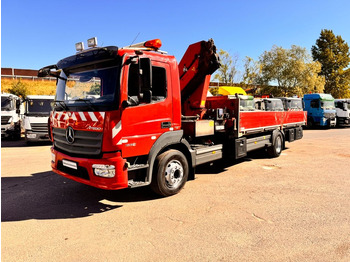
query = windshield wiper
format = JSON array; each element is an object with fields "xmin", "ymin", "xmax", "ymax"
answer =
[
  {"xmin": 73, "ymin": 98, "xmax": 97, "ymax": 111},
  {"xmin": 54, "ymin": 100, "xmax": 69, "ymax": 111},
  {"xmin": 26, "ymin": 112, "xmax": 50, "ymax": 116}
]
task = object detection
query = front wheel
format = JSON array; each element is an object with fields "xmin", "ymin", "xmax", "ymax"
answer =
[
  {"xmin": 151, "ymin": 149, "xmax": 189, "ymax": 197},
  {"xmin": 307, "ymin": 117, "xmax": 314, "ymax": 128}
]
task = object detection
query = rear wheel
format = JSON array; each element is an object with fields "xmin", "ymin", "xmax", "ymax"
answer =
[
  {"xmin": 151, "ymin": 149, "xmax": 189, "ymax": 197},
  {"xmin": 267, "ymin": 132, "xmax": 283, "ymax": 158}
]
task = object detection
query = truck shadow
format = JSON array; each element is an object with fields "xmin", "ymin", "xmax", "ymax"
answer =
[
  {"xmin": 1, "ymin": 138, "xmax": 52, "ymax": 148},
  {"xmin": 196, "ymin": 148, "xmax": 287, "ymax": 175},
  {"xmin": 1, "ymin": 171, "xmax": 161, "ymax": 222}
]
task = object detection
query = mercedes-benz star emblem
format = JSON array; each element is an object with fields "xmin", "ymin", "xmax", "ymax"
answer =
[{"xmin": 66, "ymin": 126, "xmax": 75, "ymax": 144}]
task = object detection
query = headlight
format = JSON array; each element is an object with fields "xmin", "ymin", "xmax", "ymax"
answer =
[
  {"xmin": 51, "ymin": 153, "xmax": 56, "ymax": 163},
  {"xmin": 92, "ymin": 164, "xmax": 115, "ymax": 178}
]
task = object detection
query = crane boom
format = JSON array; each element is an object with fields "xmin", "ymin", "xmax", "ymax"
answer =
[{"xmin": 178, "ymin": 39, "xmax": 220, "ymax": 117}]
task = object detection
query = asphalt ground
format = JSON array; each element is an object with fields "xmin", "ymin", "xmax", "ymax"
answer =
[{"xmin": 1, "ymin": 128, "xmax": 350, "ymax": 262}]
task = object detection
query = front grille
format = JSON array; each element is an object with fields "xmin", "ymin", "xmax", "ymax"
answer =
[
  {"xmin": 57, "ymin": 160, "xmax": 90, "ymax": 180},
  {"xmin": 53, "ymin": 128, "xmax": 103, "ymax": 156},
  {"xmin": 324, "ymin": 112, "xmax": 336, "ymax": 119},
  {"xmin": 1, "ymin": 116, "xmax": 11, "ymax": 124},
  {"xmin": 31, "ymin": 123, "xmax": 48, "ymax": 133}
]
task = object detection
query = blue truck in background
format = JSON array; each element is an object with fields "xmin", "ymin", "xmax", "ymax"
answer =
[{"xmin": 303, "ymin": 93, "xmax": 336, "ymax": 128}]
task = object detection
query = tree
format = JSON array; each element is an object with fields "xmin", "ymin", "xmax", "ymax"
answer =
[
  {"xmin": 311, "ymin": 29, "xmax": 350, "ymax": 98},
  {"xmin": 242, "ymin": 56, "xmax": 262, "ymax": 94},
  {"xmin": 213, "ymin": 49, "xmax": 239, "ymax": 85},
  {"xmin": 259, "ymin": 45, "xmax": 324, "ymax": 97},
  {"xmin": 7, "ymin": 79, "xmax": 29, "ymax": 98},
  {"xmin": 89, "ymin": 83, "xmax": 101, "ymax": 95}
]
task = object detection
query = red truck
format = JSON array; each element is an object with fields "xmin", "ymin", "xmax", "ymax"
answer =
[{"xmin": 39, "ymin": 37, "xmax": 306, "ymax": 196}]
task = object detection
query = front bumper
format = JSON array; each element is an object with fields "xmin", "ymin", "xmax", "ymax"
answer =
[
  {"xmin": 320, "ymin": 117, "xmax": 336, "ymax": 127},
  {"xmin": 51, "ymin": 148, "xmax": 128, "ymax": 190},
  {"xmin": 1, "ymin": 124, "xmax": 11, "ymax": 136},
  {"xmin": 1, "ymin": 123, "xmax": 20, "ymax": 137},
  {"xmin": 25, "ymin": 130, "xmax": 50, "ymax": 142},
  {"xmin": 336, "ymin": 117, "xmax": 350, "ymax": 126}
]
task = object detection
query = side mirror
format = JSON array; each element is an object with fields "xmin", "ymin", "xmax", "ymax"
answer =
[
  {"xmin": 122, "ymin": 96, "xmax": 140, "ymax": 109},
  {"xmin": 122, "ymin": 100, "xmax": 129, "ymax": 109},
  {"xmin": 16, "ymin": 99, "xmax": 21, "ymax": 107},
  {"xmin": 38, "ymin": 65, "xmax": 57, "ymax": 77},
  {"xmin": 142, "ymin": 90, "xmax": 152, "ymax": 103},
  {"xmin": 140, "ymin": 58, "xmax": 152, "ymax": 90}
]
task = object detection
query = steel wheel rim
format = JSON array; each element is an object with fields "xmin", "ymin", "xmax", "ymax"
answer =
[
  {"xmin": 276, "ymin": 136, "xmax": 282, "ymax": 154},
  {"xmin": 164, "ymin": 160, "xmax": 184, "ymax": 189}
]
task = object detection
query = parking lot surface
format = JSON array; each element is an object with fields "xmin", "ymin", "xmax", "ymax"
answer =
[{"xmin": 2, "ymin": 128, "xmax": 350, "ymax": 262}]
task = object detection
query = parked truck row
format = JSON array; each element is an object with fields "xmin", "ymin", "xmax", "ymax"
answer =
[
  {"xmin": 4, "ymin": 38, "xmax": 348, "ymax": 197},
  {"xmin": 1, "ymin": 93, "xmax": 54, "ymax": 142}
]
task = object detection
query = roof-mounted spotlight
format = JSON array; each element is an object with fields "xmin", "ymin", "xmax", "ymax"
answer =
[
  {"xmin": 75, "ymin": 42, "xmax": 84, "ymax": 52},
  {"xmin": 87, "ymin": 37, "xmax": 98, "ymax": 48}
]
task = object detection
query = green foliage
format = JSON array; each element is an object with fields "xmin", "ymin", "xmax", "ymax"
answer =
[
  {"xmin": 7, "ymin": 79, "xmax": 29, "ymax": 98},
  {"xmin": 213, "ymin": 49, "xmax": 238, "ymax": 85},
  {"xmin": 88, "ymin": 83, "xmax": 101, "ymax": 95},
  {"xmin": 258, "ymin": 45, "xmax": 324, "ymax": 97},
  {"xmin": 242, "ymin": 56, "xmax": 262, "ymax": 93},
  {"xmin": 312, "ymin": 29, "xmax": 350, "ymax": 98}
]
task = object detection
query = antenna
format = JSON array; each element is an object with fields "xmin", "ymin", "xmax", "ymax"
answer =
[{"xmin": 129, "ymin": 32, "xmax": 140, "ymax": 47}]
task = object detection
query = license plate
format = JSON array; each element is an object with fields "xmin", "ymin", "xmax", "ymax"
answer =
[{"xmin": 62, "ymin": 159, "xmax": 78, "ymax": 170}]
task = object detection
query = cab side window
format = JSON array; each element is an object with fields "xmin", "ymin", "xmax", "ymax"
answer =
[
  {"xmin": 310, "ymin": 99, "xmax": 319, "ymax": 108},
  {"xmin": 152, "ymin": 66, "xmax": 167, "ymax": 101},
  {"xmin": 127, "ymin": 62, "xmax": 167, "ymax": 105}
]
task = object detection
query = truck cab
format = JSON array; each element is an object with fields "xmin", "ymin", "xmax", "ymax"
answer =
[
  {"xmin": 1, "ymin": 93, "xmax": 23, "ymax": 139},
  {"xmin": 277, "ymin": 97, "xmax": 304, "ymax": 111},
  {"xmin": 303, "ymin": 93, "xmax": 336, "ymax": 127},
  {"xmin": 39, "ymin": 38, "xmax": 188, "ymax": 195},
  {"xmin": 23, "ymin": 95, "xmax": 55, "ymax": 143},
  {"xmin": 335, "ymin": 99, "xmax": 350, "ymax": 126},
  {"xmin": 238, "ymin": 95, "xmax": 255, "ymax": 111},
  {"xmin": 255, "ymin": 98, "xmax": 284, "ymax": 111}
]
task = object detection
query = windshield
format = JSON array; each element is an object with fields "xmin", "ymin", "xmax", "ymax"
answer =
[
  {"xmin": 336, "ymin": 101, "xmax": 350, "ymax": 110},
  {"xmin": 26, "ymin": 99, "xmax": 53, "ymax": 115},
  {"xmin": 320, "ymin": 100, "xmax": 335, "ymax": 110},
  {"xmin": 55, "ymin": 63, "xmax": 121, "ymax": 111},
  {"xmin": 287, "ymin": 99, "xmax": 303, "ymax": 110},
  {"xmin": 265, "ymin": 100, "xmax": 284, "ymax": 111},
  {"xmin": 1, "ymin": 97, "xmax": 14, "ymax": 111},
  {"xmin": 240, "ymin": 99, "xmax": 255, "ymax": 111}
]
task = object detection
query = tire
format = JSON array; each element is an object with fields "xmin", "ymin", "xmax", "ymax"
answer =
[
  {"xmin": 151, "ymin": 149, "xmax": 189, "ymax": 197},
  {"xmin": 267, "ymin": 132, "xmax": 283, "ymax": 158},
  {"xmin": 307, "ymin": 117, "xmax": 314, "ymax": 128}
]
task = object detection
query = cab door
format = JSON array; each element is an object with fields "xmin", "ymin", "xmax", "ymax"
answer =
[{"xmin": 120, "ymin": 57, "xmax": 173, "ymax": 158}]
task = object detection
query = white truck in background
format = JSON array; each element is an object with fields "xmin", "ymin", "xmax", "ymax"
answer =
[
  {"xmin": 335, "ymin": 99, "xmax": 350, "ymax": 127},
  {"xmin": 23, "ymin": 95, "xmax": 54, "ymax": 143},
  {"xmin": 1, "ymin": 93, "xmax": 23, "ymax": 139}
]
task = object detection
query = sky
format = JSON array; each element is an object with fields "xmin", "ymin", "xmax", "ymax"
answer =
[{"xmin": 2, "ymin": 0, "xmax": 350, "ymax": 79}]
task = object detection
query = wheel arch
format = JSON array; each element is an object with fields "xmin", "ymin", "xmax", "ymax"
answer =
[
  {"xmin": 146, "ymin": 131, "xmax": 195, "ymax": 184},
  {"xmin": 272, "ymin": 129, "xmax": 285, "ymax": 149}
]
